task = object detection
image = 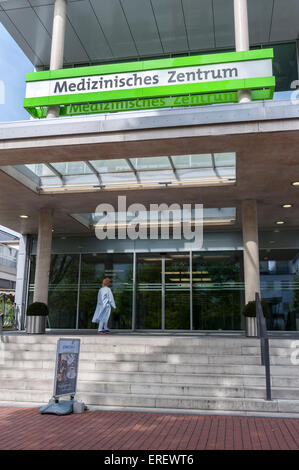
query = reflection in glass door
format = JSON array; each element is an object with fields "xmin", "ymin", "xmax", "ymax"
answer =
[
  {"xmin": 28, "ymin": 254, "xmax": 80, "ymax": 329},
  {"xmin": 192, "ymin": 252, "xmax": 243, "ymax": 330},
  {"xmin": 165, "ymin": 254, "xmax": 190, "ymax": 329},
  {"xmin": 136, "ymin": 254, "xmax": 162, "ymax": 329},
  {"xmin": 136, "ymin": 253, "xmax": 191, "ymax": 330}
]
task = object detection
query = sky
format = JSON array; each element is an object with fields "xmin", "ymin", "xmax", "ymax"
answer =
[
  {"xmin": 0, "ymin": 23, "xmax": 32, "ymax": 236},
  {"xmin": 0, "ymin": 22, "xmax": 33, "ymax": 122}
]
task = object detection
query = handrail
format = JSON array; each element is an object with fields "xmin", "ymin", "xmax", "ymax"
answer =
[{"xmin": 255, "ymin": 292, "xmax": 272, "ymax": 401}]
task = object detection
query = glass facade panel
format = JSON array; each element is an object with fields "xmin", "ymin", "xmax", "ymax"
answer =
[
  {"xmin": 270, "ymin": 43, "xmax": 298, "ymax": 92},
  {"xmin": 171, "ymin": 154, "xmax": 212, "ymax": 168},
  {"xmin": 90, "ymin": 159, "xmax": 131, "ymax": 173},
  {"xmin": 79, "ymin": 253, "xmax": 133, "ymax": 329},
  {"xmin": 136, "ymin": 254, "xmax": 162, "ymax": 329},
  {"xmin": 28, "ymin": 247, "xmax": 299, "ymax": 332},
  {"xmin": 27, "ymin": 250, "xmax": 247, "ymax": 331},
  {"xmin": 51, "ymin": 162, "xmax": 93, "ymax": 175},
  {"xmin": 213, "ymin": 153, "xmax": 236, "ymax": 167},
  {"xmin": 34, "ymin": 249, "xmax": 299, "ymax": 331},
  {"xmin": 48, "ymin": 254, "xmax": 79, "ymax": 328},
  {"xmin": 165, "ymin": 254, "xmax": 190, "ymax": 329},
  {"xmin": 131, "ymin": 157, "xmax": 171, "ymax": 170},
  {"xmin": 25, "ymin": 164, "xmax": 55, "ymax": 177},
  {"xmin": 28, "ymin": 255, "xmax": 79, "ymax": 328},
  {"xmin": 260, "ymin": 249, "xmax": 299, "ymax": 331},
  {"xmin": 192, "ymin": 252, "xmax": 244, "ymax": 330},
  {"xmin": 27, "ymin": 255, "xmax": 35, "ymax": 306}
]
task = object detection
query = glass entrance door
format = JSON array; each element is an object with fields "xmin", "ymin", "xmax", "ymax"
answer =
[
  {"xmin": 192, "ymin": 252, "xmax": 243, "ymax": 330},
  {"xmin": 78, "ymin": 253, "xmax": 133, "ymax": 329},
  {"xmin": 135, "ymin": 251, "xmax": 243, "ymax": 330},
  {"xmin": 136, "ymin": 253, "xmax": 191, "ymax": 330},
  {"xmin": 136, "ymin": 254, "xmax": 162, "ymax": 329},
  {"xmin": 165, "ymin": 254, "xmax": 190, "ymax": 329}
]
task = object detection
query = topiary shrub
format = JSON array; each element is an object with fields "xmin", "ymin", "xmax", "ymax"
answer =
[
  {"xmin": 242, "ymin": 300, "xmax": 270, "ymax": 318},
  {"xmin": 26, "ymin": 302, "xmax": 49, "ymax": 317}
]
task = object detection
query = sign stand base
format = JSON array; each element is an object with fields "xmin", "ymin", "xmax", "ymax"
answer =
[
  {"xmin": 40, "ymin": 396, "xmax": 86, "ymax": 415},
  {"xmin": 40, "ymin": 396, "xmax": 74, "ymax": 415}
]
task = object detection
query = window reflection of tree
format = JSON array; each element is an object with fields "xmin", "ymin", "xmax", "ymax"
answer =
[
  {"xmin": 193, "ymin": 253, "xmax": 243, "ymax": 331},
  {"xmin": 165, "ymin": 259, "xmax": 190, "ymax": 330},
  {"xmin": 136, "ymin": 259, "xmax": 162, "ymax": 329},
  {"xmin": 48, "ymin": 255, "xmax": 79, "ymax": 329}
]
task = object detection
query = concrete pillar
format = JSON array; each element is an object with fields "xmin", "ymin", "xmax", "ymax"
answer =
[
  {"xmin": 242, "ymin": 200, "xmax": 260, "ymax": 304},
  {"xmin": 47, "ymin": 0, "xmax": 67, "ymax": 118},
  {"xmin": 234, "ymin": 0, "xmax": 252, "ymax": 103},
  {"xmin": 33, "ymin": 208, "xmax": 53, "ymax": 304},
  {"xmin": 14, "ymin": 235, "xmax": 30, "ymax": 329}
]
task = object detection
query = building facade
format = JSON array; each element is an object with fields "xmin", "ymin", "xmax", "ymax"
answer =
[
  {"xmin": 0, "ymin": 229, "xmax": 18, "ymax": 294},
  {"xmin": 0, "ymin": 0, "xmax": 299, "ymax": 332}
]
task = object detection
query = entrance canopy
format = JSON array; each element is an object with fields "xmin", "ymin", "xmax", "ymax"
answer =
[
  {"xmin": 8, "ymin": 153, "xmax": 236, "ymax": 194},
  {"xmin": 0, "ymin": 99, "xmax": 299, "ymax": 236}
]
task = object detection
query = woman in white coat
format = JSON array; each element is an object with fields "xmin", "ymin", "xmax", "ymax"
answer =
[{"xmin": 92, "ymin": 278, "xmax": 116, "ymax": 334}]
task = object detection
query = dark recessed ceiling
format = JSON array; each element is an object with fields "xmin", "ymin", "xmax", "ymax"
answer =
[{"xmin": 0, "ymin": 0, "xmax": 298, "ymax": 68}]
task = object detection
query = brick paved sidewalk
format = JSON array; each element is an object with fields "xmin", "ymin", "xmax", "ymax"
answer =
[{"xmin": 0, "ymin": 406, "xmax": 298, "ymax": 450}]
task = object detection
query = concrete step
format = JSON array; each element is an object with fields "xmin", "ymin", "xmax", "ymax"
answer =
[
  {"xmin": 1, "ymin": 344, "xmax": 297, "ymax": 363},
  {"xmin": 1, "ymin": 376, "xmax": 298, "ymax": 401},
  {"xmin": 0, "ymin": 350, "xmax": 264, "ymax": 365},
  {"xmin": 75, "ymin": 391, "xmax": 299, "ymax": 414},
  {"xmin": 0, "ymin": 368, "xmax": 265, "ymax": 384},
  {"xmin": 272, "ymin": 376, "xmax": 299, "ymax": 388},
  {"xmin": 0, "ymin": 343, "xmax": 259, "ymax": 355},
  {"xmin": 1, "ymin": 338, "xmax": 297, "ymax": 358},
  {"xmin": 0, "ymin": 358, "xmax": 262, "ymax": 371},
  {"xmin": 0, "ymin": 379, "xmax": 249, "ymax": 398},
  {"xmin": 1, "ymin": 368, "xmax": 299, "ymax": 390},
  {"xmin": 77, "ymin": 381, "xmax": 247, "ymax": 398},
  {"xmin": 0, "ymin": 334, "xmax": 298, "ymax": 352},
  {"xmin": 1, "ymin": 348, "xmax": 296, "ymax": 366},
  {"xmin": 0, "ymin": 359, "xmax": 289, "ymax": 375},
  {"xmin": 0, "ymin": 378, "xmax": 53, "ymax": 391},
  {"xmin": 0, "ymin": 387, "xmax": 298, "ymax": 414},
  {"xmin": 77, "ymin": 381, "xmax": 299, "ymax": 400},
  {"xmin": 0, "ymin": 357, "xmax": 298, "ymax": 377},
  {"xmin": 77, "ymin": 371, "xmax": 269, "ymax": 386},
  {"xmin": 0, "ymin": 335, "xmax": 260, "ymax": 346},
  {"xmin": 79, "ymin": 371, "xmax": 299, "ymax": 388},
  {"xmin": 0, "ymin": 368, "xmax": 55, "ymax": 380},
  {"xmin": 0, "ymin": 389, "xmax": 51, "ymax": 403},
  {"xmin": 250, "ymin": 387, "xmax": 299, "ymax": 400},
  {"xmin": 2, "ymin": 366, "xmax": 299, "ymax": 393},
  {"xmin": 76, "ymin": 381, "xmax": 291, "ymax": 400},
  {"xmin": 0, "ymin": 400, "xmax": 297, "ymax": 418}
]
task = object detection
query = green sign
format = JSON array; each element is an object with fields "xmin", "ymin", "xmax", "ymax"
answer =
[{"xmin": 24, "ymin": 49, "xmax": 275, "ymax": 119}]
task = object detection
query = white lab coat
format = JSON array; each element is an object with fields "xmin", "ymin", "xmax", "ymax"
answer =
[{"xmin": 92, "ymin": 286, "xmax": 116, "ymax": 325}]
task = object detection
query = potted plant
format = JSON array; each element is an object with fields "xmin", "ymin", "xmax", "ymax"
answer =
[
  {"xmin": 26, "ymin": 302, "xmax": 49, "ymax": 334},
  {"xmin": 242, "ymin": 300, "xmax": 270, "ymax": 337}
]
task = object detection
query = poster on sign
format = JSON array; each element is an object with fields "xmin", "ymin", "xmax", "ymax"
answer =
[{"xmin": 53, "ymin": 338, "xmax": 80, "ymax": 398}]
